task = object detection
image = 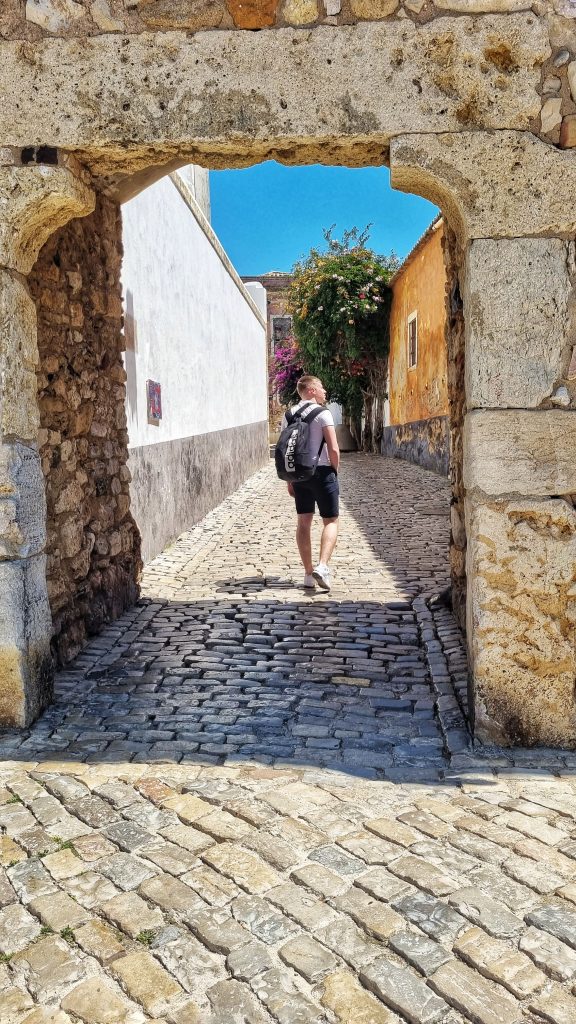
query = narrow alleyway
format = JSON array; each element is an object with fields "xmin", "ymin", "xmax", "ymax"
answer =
[{"xmin": 0, "ymin": 457, "xmax": 575, "ymax": 1023}]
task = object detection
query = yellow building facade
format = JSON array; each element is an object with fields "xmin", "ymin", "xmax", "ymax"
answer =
[{"xmin": 383, "ymin": 218, "xmax": 450, "ymax": 475}]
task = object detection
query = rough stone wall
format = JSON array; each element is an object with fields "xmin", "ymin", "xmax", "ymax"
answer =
[
  {"xmin": 381, "ymin": 416, "xmax": 449, "ymax": 477},
  {"xmin": 28, "ymin": 196, "xmax": 141, "ymax": 665},
  {"xmin": 442, "ymin": 223, "xmax": 466, "ymax": 635}
]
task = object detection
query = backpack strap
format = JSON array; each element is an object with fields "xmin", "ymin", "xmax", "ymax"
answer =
[
  {"xmin": 300, "ymin": 404, "xmax": 327, "ymax": 456},
  {"xmin": 285, "ymin": 400, "xmax": 314, "ymax": 425}
]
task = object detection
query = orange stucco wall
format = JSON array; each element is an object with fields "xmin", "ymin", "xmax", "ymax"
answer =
[{"xmin": 389, "ymin": 222, "xmax": 448, "ymax": 426}]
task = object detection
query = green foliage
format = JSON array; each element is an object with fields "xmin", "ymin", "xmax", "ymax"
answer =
[
  {"xmin": 269, "ymin": 338, "xmax": 303, "ymax": 406},
  {"xmin": 136, "ymin": 929, "xmax": 156, "ymax": 947},
  {"xmin": 60, "ymin": 927, "xmax": 76, "ymax": 944},
  {"xmin": 289, "ymin": 225, "xmax": 398, "ymax": 416}
]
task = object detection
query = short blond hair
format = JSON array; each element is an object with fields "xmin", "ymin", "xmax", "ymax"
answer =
[{"xmin": 296, "ymin": 375, "xmax": 321, "ymax": 397}]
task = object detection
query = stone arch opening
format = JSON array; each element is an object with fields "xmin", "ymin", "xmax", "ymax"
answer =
[{"xmin": 1, "ymin": 8, "xmax": 576, "ymax": 748}]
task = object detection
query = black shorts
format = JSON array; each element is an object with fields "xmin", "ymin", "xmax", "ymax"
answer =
[{"xmin": 293, "ymin": 467, "xmax": 339, "ymax": 518}]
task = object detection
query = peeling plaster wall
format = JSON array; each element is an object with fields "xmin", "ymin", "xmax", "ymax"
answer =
[{"xmin": 29, "ymin": 197, "xmax": 142, "ymax": 666}]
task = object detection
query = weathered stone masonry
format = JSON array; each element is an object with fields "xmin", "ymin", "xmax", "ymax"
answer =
[
  {"xmin": 1, "ymin": 4, "xmax": 576, "ymax": 746},
  {"xmin": 29, "ymin": 197, "xmax": 141, "ymax": 666}
]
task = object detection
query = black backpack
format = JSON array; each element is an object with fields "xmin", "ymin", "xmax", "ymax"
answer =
[{"xmin": 275, "ymin": 402, "xmax": 326, "ymax": 483}]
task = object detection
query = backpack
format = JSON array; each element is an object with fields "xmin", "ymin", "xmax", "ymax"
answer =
[{"xmin": 275, "ymin": 402, "xmax": 326, "ymax": 483}]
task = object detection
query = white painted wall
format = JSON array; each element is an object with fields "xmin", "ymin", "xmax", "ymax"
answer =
[{"xmin": 122, "ymin": 170, "xmax": 267, "ymax": 449}]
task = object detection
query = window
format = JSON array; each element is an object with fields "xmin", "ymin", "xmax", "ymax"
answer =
[
  {"xmin": 407, "ymin": 312, "xmax": 418, "ymax": 369},
  {"xmin": 271, "ymin": 315, "xmax": 293, "ymax": 350}
]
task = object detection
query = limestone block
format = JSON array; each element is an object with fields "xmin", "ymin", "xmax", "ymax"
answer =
[
  {"xmin": 90, "ymin": 0, "xmax": 124, "ymax": 30},
  {"xmin": 26, "ymin": 0, "xmax": 84, "ymax": 33},
  {"xmin": 467, "ymin": 497, "xmax": 576, "ymax": 747},
  {"xmin": 138, "ymin": 0, "xmax": 227, "ymax": 30},
  {"xmin": 0, "ymin": 17, "xmax": 548, "ymax": 177},
  {"xmin": 541, "ymin": 97, "xmax": 563, "ymax": 134},
  {"xmin": 0, "ymin": 554, "xmax": 53, "ymax": 727},
  {"xmin": 0, "ymin": 272, "xmax": 41, "ymax": 442},
  {"xmin": 226, "ymin": 0, "xmax": 278, "ymax": 27},
  {"xmin": 434, "ymin": 0, "xmax": 530, "ymax": 8},
  {"xmin": 350, "ymin": 0, "xmax": 398, "ymax": 16},
  {"xmin": 464, "ymin": 238, "xmax": 572, "ymax": 408},
  {"xmin": 282, "ymin": 0, "xmax": 318, "ymax": 23},
  {"xmin": 0, "ymin": 444, "xmax": 47, "ymax": 559},
  {"xmin": 0, "ymin": 165, "xmax": 94, "ymax": 274},
  {"xmin": 390, "ymin": 132, "xmax": 576, "ymax": 245},
  {"xmin": 560, "ymin": 114, "xmax": 576, "ymax": 148},
  {"xmin": 463, "ymin": 410, "xmax": 576, "ymax": 497}
]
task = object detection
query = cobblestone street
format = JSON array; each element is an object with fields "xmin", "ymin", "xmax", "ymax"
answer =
[{"xmin": 1, "ymin": 456, "xmax": 576, "ymax": 1023}]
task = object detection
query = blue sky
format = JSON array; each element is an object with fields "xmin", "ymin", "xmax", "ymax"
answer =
[{"xmin": 209, "ymin": 162, "xmax": 438, "ymax": 277}]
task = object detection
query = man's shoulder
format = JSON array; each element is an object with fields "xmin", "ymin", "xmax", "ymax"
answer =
[{"xmin": 317, "ymin": 407, "xmax": 335, "ymax": 427}]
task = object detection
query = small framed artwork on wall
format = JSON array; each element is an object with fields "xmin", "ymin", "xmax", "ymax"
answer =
[{"xmin": 146, "ymin": 380, "xmax": 162, "ymax": 425}]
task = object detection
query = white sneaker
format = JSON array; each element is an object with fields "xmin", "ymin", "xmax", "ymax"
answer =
[
  {"xmin": 303, "ymin": 573, "xmax": 316, "ymax": 589},
  {"xmin": 312, "ymin": 563, "xmax": 331, "ymax": 591}
]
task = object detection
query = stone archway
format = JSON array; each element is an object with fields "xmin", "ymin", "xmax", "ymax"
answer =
[{"xmin": 0, "ymin": 7, "xmax": 575, "ymax": 746}]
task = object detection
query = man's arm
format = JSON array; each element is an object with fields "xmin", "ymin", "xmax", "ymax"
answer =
[{"xmin": 323, "ymin": 424, "xmax": 340, "ymax": 472}]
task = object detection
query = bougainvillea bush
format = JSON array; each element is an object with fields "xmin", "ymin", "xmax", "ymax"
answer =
[
  {"xmin": 269, "ymin": 337, "xmax": 304, "ymax": 406},
  {"xmin": 289, "ymin": 226, "xmax": 398, "ymax": 435}
]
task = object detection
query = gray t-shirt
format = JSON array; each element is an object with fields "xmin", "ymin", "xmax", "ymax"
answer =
[{"xmin": 281, "ymin": 401, "xmax": 335, "ymax": 468}]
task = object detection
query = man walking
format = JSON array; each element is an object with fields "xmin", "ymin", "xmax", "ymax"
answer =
[{"xmin": 282, "ymin": 375, "xmax": 340, "ymax": 591}]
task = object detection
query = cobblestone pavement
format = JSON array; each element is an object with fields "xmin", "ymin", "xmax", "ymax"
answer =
[{"xmin": 1, "ymin": 456, "xmax": 576, "ymax": 1023}]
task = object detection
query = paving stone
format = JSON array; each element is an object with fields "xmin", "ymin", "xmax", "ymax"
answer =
[
  {"xmin": 243, "ymin": 831, "xmax": 303, "ymax": 870},
  {"xmin": 321, "ymin": 968, "xmax": 402, "ymax": 1023},
  {"xmin": 519, "ymin": 925, "xmax": 576, "ymax": 981},
  {"xmin": 279, "ymin": 933, "xmax": 339, "ymax": 981},
  {"xmin": 227, "ymin": 939, "xmax": 274, "ymax": 981},
  {"xmin": 102, "ymin": 820, "xmax": 157, "ymax": 852},
  {"xmin": 267, "ymin": 881, "xmax": 338, "ymax": 931},
  {"xmin": 74, "ymin": 918, "xmax": 126, "ymax": 963},
  {"xmin": 8, "ymin": 858, "xmax": 57, "ymax": 903},
  {"xmin": 290, "ymin": 862, "xmax": 348, "ymax": 899},
  {"xmin": 528, "ymin": 982, "xmax": 576, "ymax": 1024},
  {"xmin": 42, "ymin": 848, "xmax": 86, "ymax": 879},
  {"xmin": 61, "ymin": 976, "xmax": 147, "ymax": 1023},
  {"xmin": 0, "ymin": 869, "xmax": 17, "ymax": 907},
  {"xmin": 0, "ymin": 986, "xmax": 35, "ymax": 1020},
  {"xmin": 162, "ymin": 793, "xmax": 214, "ymax": 823},
  {"xmin": 355, "ymin": 865, "xmax": 415, "ymax": 902},
  {"xmin": 189, "ymin": 906, "xmax": 253, "ymax": 954},
  {"xmin": 139, "ymin": 873, "xmax": 207, "ymax": 923},
  {"xmin": 11, "ymin": 935, "xmax": 84, "ymax": 1000},
  {"xmin": 159, "ymin": 824, "xmax": 213, "ymax": 855},
  {"xmin": 252, "ymin": 966, "xmax": 327, "ymax": 1024},
  {"xmin": 360, "ymin": 956, "xmax": 449, "ymax": 1022},
  {"xmin": 20, "ymin": 1010, "xmax": 73, "ymax": 1024},
  {"xmin": 154, "ymin": 931, "xmax": 227, "ymax": 991},
  {"xmin": 309, "ymin": 844, "xmax": 365, "ymax": 876},
  {"xmin": 447, "ymin": 887, "xmax": 523, "ymax": 938},
  {"xmin": 0, "ymin": 835, "xmax": 27, "ymax": 866},
  {"xmin": 112, "ymin": 951, "xmax": 182, "ymax": 1015},
  {"xmin": 63, "ymin": 870, "xmax": 120, "ymax": 909},
  {"xmin": 389, "ymin": 931, "xmax": 452, "ymax": 976},
  {"xmin": 202, "ymin": 843, "xmax": 282, "ymax": 894},
  {"xmin": 140, "ymin": 841, "xmax": 200, "ymax": 876},
  {"xmin": 28, "ymin": 891, "xmax": 91, "ymax": 930},
  {"xmin": 73, "ymin": 833, "xmax": 119, "ymax": 862},
  {"xmin": 194, "ymin": 808, "xmax": 253, "ymax": 841},
  {"xmin": 0, "ymin": 902, "xmax": 41, "ymax": 952},
  {"xmin": 315, "ymin": 915, "xmax": 382, "ymax": 969},
  {"xmin": 101, "ymin": 890, "xmax": 165, "ymax": 937},
  {"xmin": 454, "ymin": 925, "xmax": 546, "ymax": 997},
  {"xmin": 98, "ymin": 853, "xmax": 157, "ymax": 890},
  {"xmin": 526, "ymin": 904, "xmax": 576, "ymax": 950},
  {"xmin": 207, "ymin": 978, "xmax": 272, "ymax": 1023},
  {"xmin": 428, "ymin": 960, "xmax": 522, "ymax": 1024},
  {"xmin": 365, "ymin": 818, "xmax": 422, "ymax": 848},
  {"xmin": 69, "ymin": 795, "xmax": 121, "ymax": 829},
  {"xmin": 181, "ymin": 864, "xmax": 240, "ymax": 906},
  {"xmin": 338, "ymin": 831, "xmax": 403, "ymax": 865},
  {"xmin": 392, "ymin": 891, "xmax": 469, "ymax": 944},
  {"xmin": 231, "ymin": 893, "xmax": 300, "ymax": 943},
  {"xmin": 334, "ymin": 886, "xmax": 404, "ymax": 940}
]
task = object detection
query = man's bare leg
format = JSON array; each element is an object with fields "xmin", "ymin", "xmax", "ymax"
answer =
[
  {"xmin": 296, "ymin": 513, "xmax": 314, "ymax": 574},
  {"xmin": 319, "ymin": 516, "xmax": 339, "ymax": 566}
]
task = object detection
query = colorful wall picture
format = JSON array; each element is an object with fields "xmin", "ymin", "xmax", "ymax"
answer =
[{"xmin": 146, "ymin": 379, "xmax": 162, "ymax": 424}]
